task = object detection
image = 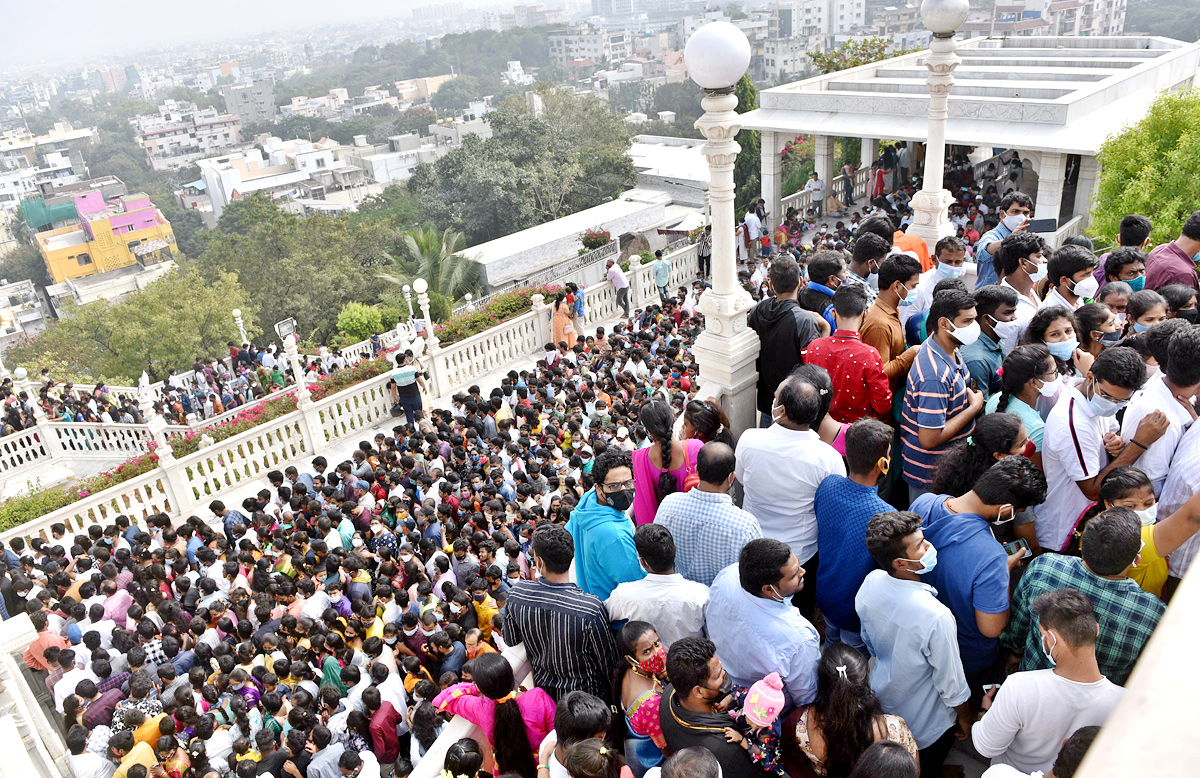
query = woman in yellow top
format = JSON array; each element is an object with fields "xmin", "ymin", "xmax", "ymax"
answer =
[{"xmin": 1094, "ymin": 467, "xmax": 1200, "ymax": 598}]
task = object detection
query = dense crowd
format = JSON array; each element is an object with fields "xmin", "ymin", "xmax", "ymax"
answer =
[
  {"xmin": 7, "ymin": 194, "xmax": 1200, "ymax": 778},
  {"xmin": 0, "ymin": 341, "xmax": 361, "ymax": 435}
]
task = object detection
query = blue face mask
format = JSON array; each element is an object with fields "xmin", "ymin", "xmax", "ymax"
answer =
[
  {"xmin": 903, "ymin": 543, "xmax": 938, "ymax": 573},
  {"xmin": 1126, "ymin": 275, "xmax": 1146, "ymax": 292},
  {"xmin": 1133, "ymin": 321, "xmax": 1151, "ymax": 333},
  {"xmin": 935, "ymin": 262, "xmax": 966, "ymax": 280},
  {"xmin": 1047, "ymin": 338, "xmax": 1079, "ymax": 361},
  {"xmin": 897, "ymin": 285, "xmax": 916, "ymax": 307}
]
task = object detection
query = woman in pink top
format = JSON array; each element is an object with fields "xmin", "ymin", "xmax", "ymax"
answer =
[
  {"xmin": 433, "ymin": 653, "xmax": 556, "ymax": 777},
  {"xmin": 631, "ymin": 400, "xmax": 703, "ymax": 525}
]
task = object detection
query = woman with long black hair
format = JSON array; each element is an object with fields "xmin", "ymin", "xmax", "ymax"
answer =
[
  {"xmin": 433, "ymin": 651, "xmax": 556, "ymax": 778},
  {"xmin": 631, "ymin": 399, "xmax": 702, "ymax": 525},
  {"xmin": 783, "ymin": 645, "xmax": 918, "ymax": 778}
]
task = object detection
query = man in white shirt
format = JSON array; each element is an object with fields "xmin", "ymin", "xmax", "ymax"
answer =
[
  {"xmin": 1119, "ymin": 325, "xmax": 1200, "ymax": 495},
  {"xmin": 736, "ymin": 366, "xmax": 845, "ymax": 614},
  {"xmin": 66, "ymin": 725, "xmax": 115, "ymax": 778},
  {"xmin": 1040, "ymin": 245, "xmax": 1100, "ymax": 312},
  {"xmin": 606, "ymin": 524, "xmax": 709, "ymax": 649},
  {"xmin": 973, "ymin": 589, "xmax": 1123, "ymax": 775},
  {"xmin": 803, "ymin": 172, "xmax": 827, "ymax": 216},
  {"xmin": 1038, "ymin": 348, "xmax": 1166, "ymax": 552},
  {"xmin": 980, "ymin": 725, "xmax": 1100, "ymax": 778},
  {"xmin": 744, "ymin": 209, "xmax": 763, "ymax": 246},
  {"xmin": 54, "ymin": 649, "xmax": 98, "ymax": 713},
  {"xmin": 857, "ymin": 510, "xmax": 970, "ymax": 775}
]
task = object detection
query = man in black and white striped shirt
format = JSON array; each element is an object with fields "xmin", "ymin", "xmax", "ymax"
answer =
[{"xmin": 504, "ymin": 524, "xmax": 619, "ymax": 703}]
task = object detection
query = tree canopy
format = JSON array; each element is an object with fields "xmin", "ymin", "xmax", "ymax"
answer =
[
  {"xmin": 408, "ymin": 85, "xmax": 636, "ymax": 246},
  {"xmin": 734, "ymin": 73, "xmax": 760, "ymax": 216},
  {"xmin": 6, "ymin": 268, "xmax": 254, "ymax": 384},
  {"xmin": 1090, "ymin": 88, "xmax": 1200, "ymax": 247}
]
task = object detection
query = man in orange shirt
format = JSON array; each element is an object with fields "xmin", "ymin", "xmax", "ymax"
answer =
[
  {"xmin": 894, "ymin": 228, "xmax": 933, "ymax": 272},
  {"xmin": 23, "ymin": 610, "xmax": 69, "ymax": 672}
]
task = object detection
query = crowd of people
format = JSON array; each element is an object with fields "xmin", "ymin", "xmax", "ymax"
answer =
[
  {"xmin": 6, "ymin": 196, "xmax": 1200, "ymax": 778},
  {"xmin": 0, "ymin": 341, "xmax": 360, "ymax": 436}
]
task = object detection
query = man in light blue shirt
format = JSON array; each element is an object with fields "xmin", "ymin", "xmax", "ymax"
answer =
[
  {"xmin": 653, "ymin": 250, "xmax": 671, "ymax": 304},
  {"xmin": 857, "ymin": 510, "xmax": 971, "ymax": 776},
  {"xmin": 705, "ymin": 538, "xmax": 820, "ymax": 708},
  {"xmin": 974, "ymin": 192, "xmax": 1033, "ymax": 288}
]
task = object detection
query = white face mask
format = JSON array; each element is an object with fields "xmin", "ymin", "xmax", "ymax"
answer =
[
  {"xmin": 1134, "ymin": 504, "xmax": 1158, "ymax": 526},
  {"xmin": 948, "ymin": 320, "xmax": 981, "ymax": 347},
  {"xmin": 1002, "ymin": 213, "xmax": 1027, "ymax": 232},
  {"xmin": 1037, "ymin": 374, "xmax": 1063, "ymax": 397},
  {"xmin": 1071, "ymin": 275, "xmax": 1100, "ymax": 300}
]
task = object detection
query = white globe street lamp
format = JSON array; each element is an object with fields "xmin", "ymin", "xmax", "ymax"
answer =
[
  {"xmin": 684, "ymin": 21, "xmax": 761, "ymax": 438},
  {"xmin": 907, "ymin": 0, "xmax": 971, "ymax": 254}
]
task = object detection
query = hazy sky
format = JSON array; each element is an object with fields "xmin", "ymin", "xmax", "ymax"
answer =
[{"xmin": 3, "ymin": 0, "xmax": 481, "ymax": 72}]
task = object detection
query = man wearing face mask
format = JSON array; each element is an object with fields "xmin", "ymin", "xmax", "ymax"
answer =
[
  {"xmin": 960, "ymin": 284, "xmax": 1019, "ymax": 402},
  {"xmin": 899, "ymin": 290, "xmax": 986, "ymax": 499},
  {"xmin": 974, "ymin": 192, "xmax": 1033, "ymax": 288},
  {"xmin": 857, "ymin": 510, "xmax": 971, "ymax": 776},
  {"xmin": 564, "ymin": 449, "xmax": 645, "ymax": 600},
  {"xmin": 977, "ymin": 589, "xmax": 1123, "ymax": 775},
  {"xmin": 911, "ymin": 456, "xmax": 1047, "ymax": 691},
  {"xmin": 1039, "ymin": 347, "xmax": 1167, "ymax": 553},
  {"xmin": 1042, "ymin": 245, "xmax": 1101, "ymax": 312},
  {"xmin": 845, "ymin": 233, "xmax": 888, "ymax": 304},
  {"xmin": 1145, "ymin": 209, "xmax": 1200, "ymax": 293},
  {"xmin": 902, "ymin": 236, "xmax": 970, "ymax": 326},
  {"xmin": 1002, "ymin": 507, "xmax": 1165, "ymax": 688},
  {"xmin": 705, "ymin": 538, "xmax": 820, "ymax": 709}
]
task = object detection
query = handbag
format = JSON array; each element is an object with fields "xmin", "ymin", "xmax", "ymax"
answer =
[{"xmin": 681, "ymin": 449, "xmax": 700, "ymax": 492}]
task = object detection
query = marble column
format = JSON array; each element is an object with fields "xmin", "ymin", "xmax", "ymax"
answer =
[
  {"xmin": 1035, "ymin": 151, "xmax": 1067, "ymax": 223},
  {"xmin": 1073, "ymin": 155, "xmax": 1101, "ymax": 223},
  {"xmin": 759, "ymin": 130, "xmax": 783, "ymax": 232}
]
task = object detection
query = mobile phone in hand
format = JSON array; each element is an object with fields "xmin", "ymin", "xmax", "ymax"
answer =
[{"xmin": 1003, "ymin": 538, "xmax": 1032, "ymax": 559}]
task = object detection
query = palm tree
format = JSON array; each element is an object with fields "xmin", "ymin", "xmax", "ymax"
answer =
[{"xmin": 378, "ymin": 227, "xmax": 480, "ymax": 301}]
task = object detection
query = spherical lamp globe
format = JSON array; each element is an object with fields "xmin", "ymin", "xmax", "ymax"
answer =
[
  {"xmin": 685, "ymin": 22, "xmax": 752, "ymax": 91},
  {"xmin": 412, "ymin": 278, "xmax": 428, "ymax": 294},
  {"xmin": 920, "ymin": 0, "xmax": 970, "ymax": 34}
]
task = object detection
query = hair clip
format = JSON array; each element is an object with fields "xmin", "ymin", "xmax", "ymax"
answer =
[
  {"xmin": 836, "ymin": 665, "xmax": 848, "ymax": 680},
  {"xmin": 598, "ymin": 746, "xmax": 608, "ymax": 756},
  {"xmin": 966, "ymin": 436, "xmax": 975, "ymax": 447}
]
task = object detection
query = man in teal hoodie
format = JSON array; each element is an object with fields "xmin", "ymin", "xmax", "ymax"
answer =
[{"xmin": 566, "ymin": 449, "xmax": 646, "ymax": 599}]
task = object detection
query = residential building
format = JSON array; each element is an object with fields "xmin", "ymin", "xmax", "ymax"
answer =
[
  {"xmin": 961, "ymin": 0, "xmax": 1126, "ymax": 37},
  {"xmin": 21, "ymin": 176, "xmax": 128, "ymax": 235},
  {"xmin": 503, "ymin": 61, "xmax": 537, "ymax": 87},
  {"xmin": 682, "ymin": 11, "xmax": 731, "ymax": 39},
  {"xmin": 0, "ymin": 124, "xmax": 97, "ymax": 211},
  {"xmin": 197, "ymin": 137, "xmax": 368, "ymax": 222},
  {"xmin": 135, "ymin": 101, "xmax": 243, "ymax": 170},
  {"xmin": 0, "ymin": 278, "xmax": 49, "ymax": 351},
  {"xmin": 761, "ymin": 36, "xmax": 813, "ymax": 81},
  {"xmin": 393, "ymin": 74, "xmax": 456, "ymax": 102},
  {"xmin": 219, "ymin": 80, "xmax": 277, "ymax": 125},
  {"xmin": 344, "ymin": 134, "xmax": 448, "ymax": 185},
  {"xmin": 34, "ymin": 191, "xmax": 176, "ymax": 286},
  {"xmin": 549, "ymin": 25, "xmax": 632, "ymax": 66},
  {"xmin": 281, "ymin": 88, "xmax": 350, "ymax": 119}
]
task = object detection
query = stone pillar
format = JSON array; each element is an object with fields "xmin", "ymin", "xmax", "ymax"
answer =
[
  {"xmin": 813, "ymin": 134, "xmax": 834, "ymax": 195},
  {"xmin": 1073, "ymin": 155, "xmax": 1101, "ymax": 223},
  {"xmin": 416, "ymin": 283, "xmax": 446, "ymax": 398},
  {"xmin": 861, "ymin": 137, "xmax": 879, "ymax": 167},
  {"xmin": 139, "ymin": 389, "xmax": 194, "ymax": 518},
  {"xmin": 1035, "ymin": 151, "xmax": 1067, "ymax": 222},
  {"xmin": 629, "ymin": 260, "xmax": 646, "ymax": 311},
  {"xmin": 907, "ymin": 32, "xmax": 962, "ymax": 255},
  {"xmin": 14, "ymin": 368, "xmax": 63, "ymax": 464},
  {"xmin": 693, "ymin": 88, "xmax": 761, "ymax": 441},
  {"xmin": 760, "ymin": 130, "xmax": 783, "ymax": 231},
  {"xmin": 530, "ymin": 293, "xmax": 552, "ymax": 347},
  {"xmin": 282, "ymin": 333, "xmax": 323, "ymax": 451}
]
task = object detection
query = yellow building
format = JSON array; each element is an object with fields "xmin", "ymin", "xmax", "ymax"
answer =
[{"xmin": 35, "ymin": 192, "xmax": 176, "ymax": 284}]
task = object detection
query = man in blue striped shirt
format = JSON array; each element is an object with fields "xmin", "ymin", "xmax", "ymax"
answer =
[{"xmin": 900, "ymin": 289, "xmax": 985, "ymax": 500}]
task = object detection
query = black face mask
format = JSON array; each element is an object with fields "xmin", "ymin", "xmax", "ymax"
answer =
[
  {"xmin": 606, "ymin": 489, "xmax": 634, "ymax": 513},
  {"xmin": 1179, "ymin": 309, "xmax": 1199, "ymax": 324}
]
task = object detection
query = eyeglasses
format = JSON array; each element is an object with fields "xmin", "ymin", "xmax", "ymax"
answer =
[
  {"xmin": 602, "ymin": 479, "xmax": 635, "ymax": 491},
  {"xmin": 1094, "ymin": 383, "xmax": 1128, "ymax": 403},
  {"xmin": 1041, "ymin": 368, "xmax": 1061, "ymax": 381}
]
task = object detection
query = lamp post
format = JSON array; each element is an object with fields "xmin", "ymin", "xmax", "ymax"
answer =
[
  {"xmin": 232, "ymin": 308, "xmax": 248, "ymax": 345},
  {"xmin": 684, "ymin": 22, "xmax": 761, "ymax": 439},
  {"xmin": 413, "ymin": 279, "xmax": 438, "ymax": 349},
  {"xmin": 275, "ymin": 317, "xmax": 311, "ymax": 404},
  {"xmin": 906, "ymin": 0, "xmax": 971, "ymax": 255},
  {"xmin": 402, "ymin": 284, "xmax": 413, "ymax": 321},
  {"xmin": 464, "ymin": 292, "xmax": 474, "ymax": 313}
]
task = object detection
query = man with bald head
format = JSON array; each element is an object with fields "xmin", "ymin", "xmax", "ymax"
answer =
[{"xmin": 654, "ymin": 442, "xmax": 763, "ymax": 586}]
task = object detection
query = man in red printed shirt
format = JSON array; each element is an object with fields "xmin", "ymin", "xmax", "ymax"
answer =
[{"xmin": 802, "ymin": 284, "xmax": 892, "ymax": 423}]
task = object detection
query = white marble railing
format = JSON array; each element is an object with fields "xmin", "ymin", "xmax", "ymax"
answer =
[
  {"xmin": 431, "ymin": 309, "xmax": 544, "ymax": 393},
  {"xmin": 0, "ymin": 428, "xmax": 49, "ymax": 474},
  {"xmin": 411, "ymin": 643, "xmax": 532, "ymax": 778},
  {"xmin": 51, "ymin": 422, "xmax": 158, "ymax": 459},
  {"xmin": 177, "ymin": 412, "xmax": 310, "ymax": 506},
  {"xmin": 783, "ymin": 168, "xmax": 872, "ymax": 216},
  {"xmin": 1047, "ymin": 214, "xmax": 1086, "ymax": 249},
  {"xmin": 313, "ymin": 371, "xmax": 396, "ymax": 446}
]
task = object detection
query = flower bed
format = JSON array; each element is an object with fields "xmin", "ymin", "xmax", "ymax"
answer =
[
  {"xmin": 0, "ymin": 353, "xmax": 398, "ymax": 532},
  {"xmin": 434, "ymin": 285, "xmax": 561, "ymax": 346},
  {"xmin": 0, "ymin": 448, "xmax": 160, "ymax": 533}
]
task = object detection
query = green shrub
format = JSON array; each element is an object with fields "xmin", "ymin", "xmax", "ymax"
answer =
[
  {"xmin": 427, "ymin": 292, "xmax": 453, "ymax": 323},
  {"xmin": 337, "ymin": 301, "xmax": 384, "ymax": 342},
  {"xmin": 638, "ymin": 250, "xmax": 655, "ymax": 265},
  {"xmin": 378, "ymin": 305, "xmax": 401, "ymax": 330},
  {"xmin": 433, "ymin": 284, "xmax": 561, "ymax": 346}
]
